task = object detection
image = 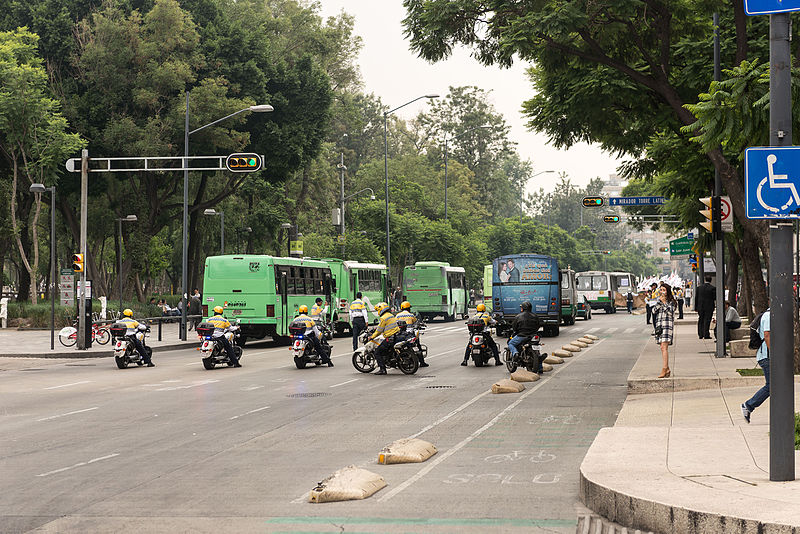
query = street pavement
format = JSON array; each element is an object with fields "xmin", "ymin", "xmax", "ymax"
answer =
[
  {"xmin": 581, "ymin": 312, "xmax": 800, "ymax": 533},
  {"xmin": 0, "ymin": 312, "xmax": 641, "ymax": 533}
]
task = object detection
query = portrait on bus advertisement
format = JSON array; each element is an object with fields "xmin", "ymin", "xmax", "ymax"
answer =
[{"xmin": 492, "ymin": 256, "xmax": 556, "ymax": 284}]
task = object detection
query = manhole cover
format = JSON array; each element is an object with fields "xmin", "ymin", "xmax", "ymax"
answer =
[
  {"xmin": 20, "ymin": 368, "xmax": 45, "ymax": 371},
  {"xmin": 286, "ymin": 392, "xmax": 331, "ymax": 398},
  {"xmin": 425, "ymin": 385, "xmax": 455, "ymax": 389}
]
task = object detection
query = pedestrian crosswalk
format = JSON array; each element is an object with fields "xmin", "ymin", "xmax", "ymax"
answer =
[{"xmin": 425, "ymin": 324, "xmax": 654, "ymax": 337}]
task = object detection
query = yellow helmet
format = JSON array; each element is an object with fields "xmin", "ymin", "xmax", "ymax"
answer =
[
  {"xmin": 213, "ymin": 306, "xmax": 224, "ymax": 315},
  {"xmin": 298, "ymin": 305, "xmax": 308, "ymax": 314},
  {"xmin": 122, "ymin": 308, "xmax": 133, "ymax": 318},
  {"xmin": 476, "ymin": 303, "xmax": 486, "ymax": 312},
  {"xmin": 400, "ymin": 301, "xmax": 411, "ymax": 310},
  {"xmin": 374, "ymin": 302, "xmax": 389, "ymax": 315}
]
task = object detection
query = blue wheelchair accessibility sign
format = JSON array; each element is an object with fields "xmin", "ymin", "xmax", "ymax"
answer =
[
  {"xmin": 745, "ymin": 147, "xmax": 800, "ymax": 218},
  {"xmin": 744, "ymin": 0, "xmax": 800, "ymax": 15}
]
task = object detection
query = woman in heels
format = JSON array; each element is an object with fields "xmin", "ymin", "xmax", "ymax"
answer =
[{"xmin": 652, "ymin": 284, "xmax": 676, "ymax": 378}]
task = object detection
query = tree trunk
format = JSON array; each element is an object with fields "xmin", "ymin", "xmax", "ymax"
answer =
[
  {"xmin": 725, "ymin": 238, "xmax": 740, "ymax": 309},
  {"xmin": 740, "ymin": 229, "xmax": 767, "ymax": 314},
  {"xmin": 134, "ymin": 272, "xmax": 145, "ymax": 303}
]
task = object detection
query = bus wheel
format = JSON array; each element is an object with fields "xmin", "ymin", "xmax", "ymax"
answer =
[{"xmin": 236, "ymin": 335, "xmax": 247, "ymax": 347}]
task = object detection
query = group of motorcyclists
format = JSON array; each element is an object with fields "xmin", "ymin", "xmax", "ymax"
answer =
[{"xmin": 115, "ymin": 296, "xmax": 543, "ymax": 375}]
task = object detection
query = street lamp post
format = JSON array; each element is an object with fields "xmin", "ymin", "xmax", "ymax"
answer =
[
  {"xmin": 338, "ymin": 153, "xmax": 347, "ymax": 257},
  {"xmin": 384, "ymin": 94, "xmax": 439, "ymax": 283},
  {"xmin": 203, "ymin": 209, "xmax": 225, "ymax": 255},
  {"xmin": 526, "ymin": 170, "xmax": 556, "ymax": 219},
  {"xmin": 280, "ymin": 223, "xmax": 292, "ymax": 257},
  {"xmin": 116, "ymin": 215, "xmax": 138, "ymax": 313},
  {"xmin": 29, "ymin": 183, "xmax": 56, "ymax": 350},
  {"xmin": 181, "ymin": 93, "xmax": 273, "ymax": 340},
  {"xmin": 444, "ymin": 125, "xmax": 490, "ymax": 220}
]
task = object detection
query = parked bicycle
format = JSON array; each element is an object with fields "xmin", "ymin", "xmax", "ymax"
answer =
[{"xmin": 58, "ymin": 320, "xmax": 111, "ymax": 347}]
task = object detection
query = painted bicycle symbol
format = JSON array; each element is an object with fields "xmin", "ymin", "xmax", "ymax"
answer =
[
  {"xmin": 483, "ymin": 450, "xmax": 557, "ymax": 464},
  {"xmin": 757, "ymin": 154, "xmax": 800, "ymax": 213}
]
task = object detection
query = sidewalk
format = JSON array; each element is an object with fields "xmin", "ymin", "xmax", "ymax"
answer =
[
  {"xmin": 581, "ymin": 315, "xmax": 800, "ymax": 533},
  {"xmin": 0, "ymin": 322, "xmax": 197, "ymax": 358}
]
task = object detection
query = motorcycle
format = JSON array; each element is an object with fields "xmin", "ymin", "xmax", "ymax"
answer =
[
  {"xmin": 289, "ymin": 325, "xmax": 332, "ymax": 369},
  {"xmin": 196, "ymin": 322, "xmax": 244, "ymax": 370},
  {"xmin": 110, "ymin": 322, "xmax": 153, "ymax": 369},
  {"xmin": 503, "ymin": 334, "xmax": 547, "ymax": 374},
  {"xmin": 466, "ymin": 321, "xmax": 495, "ymax": 367},
  {"xmin": 351, "ymin": 328, "xmax": 419, "ymax": 375}
]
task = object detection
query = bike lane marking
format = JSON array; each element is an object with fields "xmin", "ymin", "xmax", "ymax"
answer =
[
  {"xmin": 376, "ymin": 338, "xmax": 606, "ymax": 502},
  {"xmin": 43, "ymin": 380, "xmax": 91, "ymax": 390},
  {"xmin": 37, "ymin": 406, "xmax": 99, "ymax": 422},
  {"xmin": 36, "ymin": 453, "xmax": 119, "ymax": 477},
  {"xmin": 329, "ymin": 378, "xmax": 359, "ymax": 388}
]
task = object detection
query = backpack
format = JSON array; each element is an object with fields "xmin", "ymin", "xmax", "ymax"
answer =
[{"xmin": 748, "ymin": 311, "xmax": 765, "ymax": 350}]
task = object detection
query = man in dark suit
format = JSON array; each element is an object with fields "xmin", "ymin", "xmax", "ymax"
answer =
[{"xmin": 695, "ymin": 275, "xmax": 716, "ymax": 339}]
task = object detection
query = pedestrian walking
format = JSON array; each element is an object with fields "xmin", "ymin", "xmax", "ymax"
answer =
[
  {"xmin": 741, "ymin": 309, "xmax": 770, "ymax": 423},
  {"xmin": 188, "ymin": 293, "xmax": 201, "ymax": 330},
  {"xmin": 626, "ymin": 291, "xmax": 633, "ymax": 314},
  {"xmin": 674, "ymin": 285, "xmax": 684, "ymax": 319},
  {"xmin": 645, "ymin": 283, "xmax": 658, "ymax": 325},
  {"xmin": 393, "ymin": 286, "xmax": 402, "ymax": 311},
  {"xmin": 652, "ymin": 284, "xmax": 676, "ymax": 378},
  {"xmin": 349, "ymin": 292, "xmax": 369, "ymax": 351},
  {"xmin": 694, "ymin": 276, "xmax": 716, "ymax": 339},
  {"xmin": 684, "ymin": 283, "xmax": 692, "ymax": 309}
]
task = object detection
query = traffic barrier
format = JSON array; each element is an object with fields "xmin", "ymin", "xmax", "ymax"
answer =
[
  {"xmin": 542, "ymin": 363, "xmax": 553, "ymax": 372},
  {"xmin": 577, "ymin": 337, "xmax": 594, "ymax": 344},
  {"xmin": 510, "ymin": 369, "xmax": 540, "ymax": 382},
  {"xmin": 572, "ymin": 340, "xmax": 588, "ymax": 348},
  {"xmin": 562, "ymin": 344, "xmax": 581, "ymax": 352},
  {"xmin": 585, "ymin": 334, "xmax": 599, "ymax": 340},
  {"xmin": 553, "ymin": 349, "xmax": 572, "ymax": 358},
  {"xmin": 308, "ymin": 465, "xmax": 386, "ymax": 503},
  {"xmin": 378, "ymin": 438, "xmax": 437, "ymax": 464},
  {"xmin": 491, "ymin": 378, "xmax": 525, "ymax": 394},
  {"xmin": 544, "ymin": 355, "xmax": 564, "ymax": 364}
]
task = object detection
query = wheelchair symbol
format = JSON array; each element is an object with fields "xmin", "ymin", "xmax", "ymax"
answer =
[{"xmin": 757, "ymin": 154, "xmax": 800, "ymax": 213}]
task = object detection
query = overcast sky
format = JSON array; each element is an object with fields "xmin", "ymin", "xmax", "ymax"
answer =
[{"xmin": 317, "ymin": 0, "xmax": 624, "ymax": 195}]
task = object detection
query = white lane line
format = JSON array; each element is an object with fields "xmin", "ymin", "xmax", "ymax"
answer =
[
  {"xmin": 185, "ymin": 362, "xmax": 201, "ymax": 366},
  {"xmin": 330, "ymin": 378, "xmax": 359, "ymax": 388},
  {"xmin": 155, "ymin": 379, "xmax": 219, "ymax": 391},
  {"xmin": 36, "ymin": 453, "xmax": 119, "ymax": 477},
  {"xmin": 378, "ymin": 338, "xmax": 606, "ymax": 502},
  {"xmin": 229, "ymin": 405, "xmax": 270, "ymax": 420},
  {"xmin": 606, "ymin": 327, "xmax": 618, "ymax": 333},
  {"xmin": 586, "ymin": 327, "xmax": 600, "ymax": 333},
  {"xmin": 624, "ymin": 327, "xmax": 637, "ymax": 334},
  {"xmin": 406, "ymin": 390, "xmax": 491, "ymax": 440},
  {"xmin": 44, "ymin": 381, "xmax": 91, "ymax": 390},
  {"xmin": 241, "ymin": 385, "xmax": 264, "ymax": 391},
  {"xmin": 37, "ymin": 407, "xmax": 99, "ymax": 422}
]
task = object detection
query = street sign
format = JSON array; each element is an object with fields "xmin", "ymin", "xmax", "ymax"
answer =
[
  {"xmin": 669, "ymin": 236, "xmax": 693, "ymax": 258},
  {"xmin": 608, "ymin": 196, "xmax": 666, "ymax": 206},
  {"xmin": 60, "ymin": 270, "xmax": 75, "ymax": 307},
  {"xmin": 744, "ymin": 0, "xmax": 800, "ymax": 15},
  {"xmin": 290, "ymin": 240, "xmax": 303, "ymax": 255},
  {"xmin": 687, "ymin": 232, "xmax": 694, "ymax": 240},
  {"xmin": 719, "ymin": 195, "xmax": 733, "ymax": 232},
  {"xmin": 744, "ymin": 147, "xmax": 800, "ymax": 218}
]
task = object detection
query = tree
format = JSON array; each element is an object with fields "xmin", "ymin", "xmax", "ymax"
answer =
[{"xmin": 0, "ymin": 28, "xmax": 84, "ymax": 303}]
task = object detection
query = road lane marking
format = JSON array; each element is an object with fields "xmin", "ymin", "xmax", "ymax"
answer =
[
  {"xmin": 36, "ymin": 453, "xmax": 119, "ymax": 477},
  {"xmin": 44, "ymin": 381, "xmax": 90, "ymax": 390},
  {"xmin": 606, "ymin": 327, "xmax": 618, "ymax": 333},
  {"xmin": 330, "ymin": 378, "xmax": 358, "ymax": 388},
  {"xmin": 155, "ymin": 379, "xmax": 219, "ymax": 391},
  {"xmin": 185, "ymin": 362, "xmax": 201, "ymax": 366},
  {"xmin": 624, "ymin": 327, "xmax": 636, "ymax": 333},
  {"xmin": 37, "ymin": 407, "xmax": 99, "ymax": 422},
  {"xmin": 229, "ymin": 405, "xmax": 270, "ymax": 420},
  {"xmin": 241, "ymin": 385, "xmax": 264, "ymax": 391},
  {"xmin": 377, "ymin": 338, "xmax": 606, "ymax": 502},
  {"xmin": 586, "ymin": 327, "xmax": 600, "ymax": 333}
]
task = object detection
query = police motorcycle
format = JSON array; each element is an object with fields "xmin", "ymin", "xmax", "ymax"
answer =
[
  {"xmin": 110, "ymin": 321, "xmax": 153, "ymax": 369},
  {"xmin": 466, "ymin": 319, "xmax": 494, "ymax": 367},
  {"xmin": 289, "ymin": 324, "xmax": 332, "ymax": 369},
  {"xmin": 351, "ymin": 327, "xmax": 419, "ymax": 375},
  {"xmin": 196, "ymin": 321, "xmax": 243, "ymax": 370},
  {"xmin": 503, "ymin": 334, "xmax": 547, "ymax": 374}
]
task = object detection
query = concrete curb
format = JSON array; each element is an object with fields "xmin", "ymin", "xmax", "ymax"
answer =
[
  {"xmin": 628, "ymin": 375, "xmax": 800, "ymax": 394},
  {"xmin": 0, "ymin": 342, "xmax": 195, "ymax": 359}
]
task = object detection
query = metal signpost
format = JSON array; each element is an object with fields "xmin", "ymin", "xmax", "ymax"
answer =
[{"xmin": 743, "ymin": 4, "xmax": 796, "ymax": 483}]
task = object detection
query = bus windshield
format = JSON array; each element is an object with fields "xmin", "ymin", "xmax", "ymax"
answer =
[{"xmin": 577, "ymin": 275, "xmax": 608, "ymax": 291}]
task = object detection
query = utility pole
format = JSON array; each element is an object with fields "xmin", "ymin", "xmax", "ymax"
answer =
[
  {"xmin": 77, "ymin": 149, "xmax": 88, "ymax": 350},
  {"xmin": 338, "ymin": 152, "xmax": 346, "ymax": 257},
  {"xmin": 713, "ymin": 12, "xmax": 726, "ymax": 358}
]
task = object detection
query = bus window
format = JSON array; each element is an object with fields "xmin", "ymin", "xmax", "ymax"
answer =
[
  {"xmin": 577, "ymin": 276, "xmax": 592, "ymax": 291},
  {"xmin": 592, "ymin": 276, "xmax": 608, "ymax": 290}
]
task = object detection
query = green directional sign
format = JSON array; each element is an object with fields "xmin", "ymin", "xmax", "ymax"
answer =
[{"xmin": 669, "ymin": 236, "xmax": 693, "ymax": 258}]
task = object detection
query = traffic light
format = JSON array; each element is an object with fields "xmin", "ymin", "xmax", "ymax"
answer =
[
  {"xmin": 225, "ymin": 153, "xmax": 262, "ymax": 173},
  {"xmin": 582, "ymin": 196, "xmax": 603, "ymax": 207},
  {"xmin": 72, "ymin": 253, "xmax": 84, "ymax": 272},
  {"xmin": 658, "ymin": 246, "xmax": 669, "ymax": 252},
  {"xmin": 601, "ymin": 250, "xmax": 611, "ymax": 255},
  {"xmin": 691, "ymin": 264, "xmax": 697, "ymax": 272},
  {"xmin": 699, "ymin": 196, "xmax": 722, "ymax": 238},
  {"xmin": 603, "ymin": 215, "xmax": 620, "ymax": 223}
]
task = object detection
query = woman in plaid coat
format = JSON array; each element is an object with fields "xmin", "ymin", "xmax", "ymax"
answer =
[{"xmin": 652, "ymin": 284, "xmax": 676, "ymax": 378}]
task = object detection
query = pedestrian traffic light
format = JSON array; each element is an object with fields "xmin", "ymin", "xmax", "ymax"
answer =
[
  {"xmin": 72, "ymin": 253, "xmax": 84, "ymax": 272},
  {"xmin": 225, "ymin": 153, "xmax": 262, "ymax": 173},
  {"xmin": 603, "ymin": 215, "xmax": 620, "ymax": 223},
  {"xmin": 582, "ymin": 196, "xmax": 604, "ymax": 208},
  {"xmin": 699, "ymin": 196, "xmax": 722, "ymax": 238}
]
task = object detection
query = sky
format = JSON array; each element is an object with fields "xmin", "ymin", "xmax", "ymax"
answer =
[{"xmin": 316, "ymin": 0, "xmax": 624, "ymax": 196}]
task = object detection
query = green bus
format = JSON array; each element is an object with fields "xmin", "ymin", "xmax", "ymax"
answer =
[
  {"xmin": 403, "ymin": 261, "xmax": 468, "ymax": 321},
  {"xmin": 483, "ymin": 264, "xmax": 493, "ymax": 312},
  {"xmin": 313, "ymin": 258, "xmax": 388, "ymax": 334},
  {"xmin": 202, "ymin": 255, "xmax": 333, "ymax": 344}
]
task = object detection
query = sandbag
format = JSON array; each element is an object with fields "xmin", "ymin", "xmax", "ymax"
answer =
[
  {"xmin": 491, "ymin": 378, "xmax": 525, "ymax": 394},
  {"xmin": 585, "ymin": 334, "xmax": 599, "ymax": 340},
  {"xmin": 577, "ymin": 337, "xmax": 594, "ymax": 344},
  {"xmin": 379, "ymin": 438, "xmax": 437, "ymax": 464},
  {"xmin": 572, "ymin": 340, "xmax": 588, "ymax": 348},
  {"xmin": 552, "ymin": 349, "xmax": 572, "ymax": 358},
  {"xmin": 309, "ymin": 465, "xmax": 386, "ymax": 503},
  {"xmin": 510, "ymin": 369, "xmax": 540, "ymax": 382},
  {"xmin": 562, "ymin": 344, "xmax": 581, "ymax": 352},
  {"xmin": 542, "ymin": 363, "xmax": 553, "ymax": 372},
  {"xmin": 544, "ymin": 355, "xmax": 564, "ymax": 364}
]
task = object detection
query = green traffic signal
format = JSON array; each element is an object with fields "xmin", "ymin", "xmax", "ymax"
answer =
[
  {"xmin": 582, "ymin": 196, "xmax": 604, "ymax": 207},
  {"xmin": 226, "ymin": 153, "xmax": 262, "ymax": 173}
]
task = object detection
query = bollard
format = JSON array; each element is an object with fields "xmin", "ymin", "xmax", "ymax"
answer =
[
  {"xmin": 0, "ymin": 297, "xmax": 7, "ymax": 329},
  {"xmin": 158, "ymin": 319, "xmax": 162, "ymax": 342}
]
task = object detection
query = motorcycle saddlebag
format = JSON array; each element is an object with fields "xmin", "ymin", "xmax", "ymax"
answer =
[
  {"xmin": 196, "ymin": 322, "xmax": 215, "ymax": 337},
  {"xmin": 109, "ymin": 323, "xmax": 128, "ymax": 337}
]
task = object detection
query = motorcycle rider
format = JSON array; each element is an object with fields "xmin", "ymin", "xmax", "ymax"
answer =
[
  {"xmin": 207, "ymin": 306, "xmax": 241, "ymax": 367},
  {"xmin": 462, "ymin": 303, "xmax": 501, "ymax": 366},
  {"xmin": 350, "ymin": 292, "xmax": 369, "ymax": 351},
  {"xmin": 508, "ymin": 301, "xmax": 542, "ymax": 373},
  {"xmin": 119, "ymin": 308, "xmax": 154, "ymax": 367},
  {"xmin": 290, "ymin": 305, "xmax": 333, "ymax": 366},
  {"xmin": 395, "ymin": 301, "xmax": 428, "ymax": 367},
  {"xmin": 369, "ymin": 302, "xmax": 401, "ymax": 375}
]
